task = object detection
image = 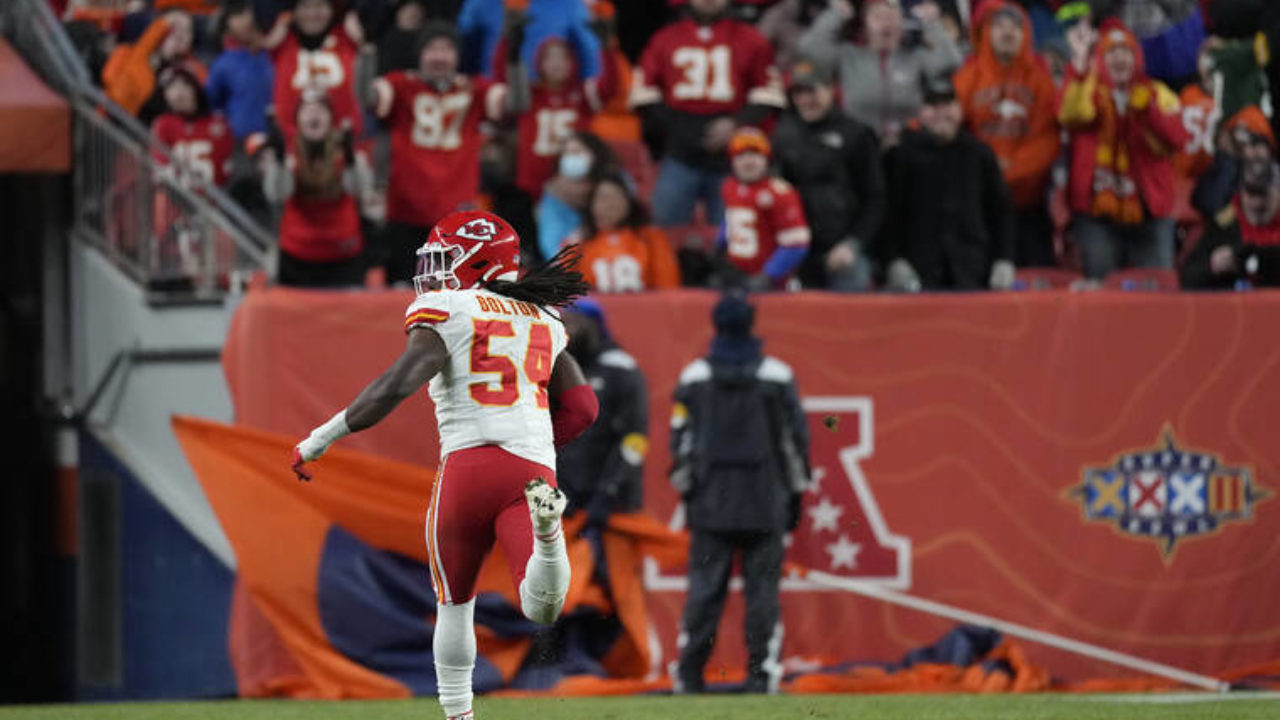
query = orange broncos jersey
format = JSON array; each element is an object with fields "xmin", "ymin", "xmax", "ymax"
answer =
[
  {"xmin": 1175, "ymin": 84, "xmax": 1216, "ymax": 179},
  {"xmin": 569, "ymin": 226, "xmax": 680, "ymax": 293}
]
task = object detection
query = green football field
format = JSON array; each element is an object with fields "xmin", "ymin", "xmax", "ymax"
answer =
[{"xmin": 2, "ymin": 694, "xmax": 1278, "ymax": 720}]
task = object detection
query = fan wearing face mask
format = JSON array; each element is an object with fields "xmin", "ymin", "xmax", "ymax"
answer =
[
  {"xmin": 502, "ymin": 35, "xmax": 618, "ymax": 203},
  {"xmin": 535, "ymin": 131, "xmax": 627, "ymax": 262},
  {"xmin": 563, "ymin": 174, "xmax": 680, "ymax": 293}
]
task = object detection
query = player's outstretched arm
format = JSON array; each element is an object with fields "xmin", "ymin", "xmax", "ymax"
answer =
[
  {"xmin": 548, "ymin": 352, "xmax": 598, "ymax": 447},
  {"xmin": 346, "ymin": 327, "xmax": 448, "ymax": 431},
  {"xmin": 292, "ymin": 328, "xmax": 448, "ymax": 480}
]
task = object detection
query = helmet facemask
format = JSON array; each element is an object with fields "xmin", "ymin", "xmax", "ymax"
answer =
[{"xmin": 413, "ymin": 241, "xmax": 470, "ymax": 294}]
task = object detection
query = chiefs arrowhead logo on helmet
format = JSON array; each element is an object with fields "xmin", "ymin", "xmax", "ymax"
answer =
[
  {"xmin": 456, "ymin": 218, "xmax": 499, "ymax": 241},
  {"xmin": 414, "ymin": 211, "xmax": 521, "ymax": 294}
]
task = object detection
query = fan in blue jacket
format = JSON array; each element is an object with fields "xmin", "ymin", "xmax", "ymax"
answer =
[{"xmin": 457, "ymin": 0, "xmax": 602, "ymax": 81}]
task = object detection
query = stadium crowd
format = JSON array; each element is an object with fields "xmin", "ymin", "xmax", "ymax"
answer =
[{"xmin": 54, "ymin": 0, "xmax": 1280, "ymax": 290}]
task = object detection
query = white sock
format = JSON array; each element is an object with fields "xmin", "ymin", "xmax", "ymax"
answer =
[
  {"xmin": 433, "ymin": 599, "xmax": 476, "ymax": 720},
  {"xmin": 518, "ymin": 529, "xmax": 570, "ymax": 625}
]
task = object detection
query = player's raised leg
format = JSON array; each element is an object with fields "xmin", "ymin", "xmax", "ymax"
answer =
[
  {"xmin": 492, "ymin": 476, "xmax": 570, "ymax": 626},
  {"xmin": 519, "ymin": 478, "xmax": 570, "ymax": 624}
]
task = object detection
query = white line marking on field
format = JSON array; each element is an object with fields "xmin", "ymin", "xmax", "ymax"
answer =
[{"xmin": 1069, "ymin": 691, "xmax": 1280, "ymax": 704}]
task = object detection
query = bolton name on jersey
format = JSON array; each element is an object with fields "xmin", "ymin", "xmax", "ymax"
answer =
[{"xmin": 405, "ymin": 287, "xmax": 568, "ymax": 470}]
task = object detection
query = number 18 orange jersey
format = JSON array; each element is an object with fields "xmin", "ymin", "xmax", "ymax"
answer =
[
  {"xmin": 570, "ymin": 226, "xmax": 681, "ymax": 293},
  {"xmin": 404, "ymin": 288, "xmax": 568, "ymax": 469}
]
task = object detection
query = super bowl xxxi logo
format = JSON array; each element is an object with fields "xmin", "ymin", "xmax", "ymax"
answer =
[{"xmin": 1070, "ymin": 428, "xmax": 1268, "ymax": 558}]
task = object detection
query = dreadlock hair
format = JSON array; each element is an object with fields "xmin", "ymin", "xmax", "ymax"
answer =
[{"xmin": 484, "ymin": 245, "xmax": 591, "ymax": 309}]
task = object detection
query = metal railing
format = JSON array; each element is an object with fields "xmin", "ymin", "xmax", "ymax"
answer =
[{"xmin": 1, "ymin": 0, "xmax": 275, "ymax": 298}]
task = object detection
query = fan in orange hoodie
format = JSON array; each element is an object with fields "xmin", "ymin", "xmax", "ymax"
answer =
[
  {"xmin": 102, "ymin": 11, "xmax": 208, "ymax": 121},
  {"xmin": 954, "ymin": 0, "xmax": 1060, "ymax": 267}
]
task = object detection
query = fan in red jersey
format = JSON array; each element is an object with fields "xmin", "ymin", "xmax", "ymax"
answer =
[
  {"xmin": 151, "ymin": 66, "xmax": 234, "ymax": 188},
  {"xmin": 629, "ymin": 0, "xmax": 785, "ymax": 228},
  {"xmin": 292, "ymin": 210, "xmax": 597, "ymax": 720},
  {"xmin": 501, "ymin": 36, "xmax": 617, "ymax": 200},
  {"xmin": 717, "ymin": 127, "xmax": 810, "ymax": 290},
  {"xmin": 266, "ymin": 0, "xmax": 364, "ymax": 140},
  {"xmin": 260, "ymin": 92, "xmax": 372, "ymax": 288},
  {"xmin": 372, "ymin": 22, "xmax": 514, "ymax": 285}
]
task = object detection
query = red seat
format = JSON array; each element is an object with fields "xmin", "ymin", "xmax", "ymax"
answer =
[
  {"xmin": 1013, "ymin": 267, "xmax": 1083, "ymax": 290},
  {"xmin": 663, "ymin": 224, "xmax": 717, "ymax": 254},
  {"xmin": 1172, "ymin": 175, "xmax": 1201, "ymax": 225},
  {"xmin": 1102, "ymin": 268, "xmax": 1180, "ymax": 291}
]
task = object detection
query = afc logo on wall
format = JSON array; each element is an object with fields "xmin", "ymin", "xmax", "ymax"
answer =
[
  {"xmin": 1070, "ymin": 427, "xmax": 1268, "ymax": 559},
  {"xmin": 647, "ymin": 397, "xmax": 912, "ymax": 591}
]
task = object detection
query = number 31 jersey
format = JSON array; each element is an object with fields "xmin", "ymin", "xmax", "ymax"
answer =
[
  {"xmin": 629, "ymin": 18, "xmax": 782, "ymax": 116},
  {"xmin": 404, "ymin": 288, "xmax": 567, "ymax": 470}
]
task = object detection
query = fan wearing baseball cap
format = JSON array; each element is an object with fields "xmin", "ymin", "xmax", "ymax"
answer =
[
  {"xmin": 880, "ymin": 73, "xmax": 1016, "ymax": 292},
  {"xmin": 772, "ymin": 56, "xmax": 884, "ymax": 292}
]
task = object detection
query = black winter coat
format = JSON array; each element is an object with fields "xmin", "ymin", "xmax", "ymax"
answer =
[
  {"xmin": 880, "ymin": 128, "xmax": 1014, "ymax": 289},
  {"xmin": 669, "ymin": 355, "xmax": 809, "ymax": 533},
  {"xmin": 773, "ymin": 108, "xmax": 885, "ymax": 280},
  {"xmin": 556, "ymin": 345, "xmax": 648, "ymax": 518},
  {"xmin": 1179, "ymin": 203, "xmax": 1280, "ymax": 289}
]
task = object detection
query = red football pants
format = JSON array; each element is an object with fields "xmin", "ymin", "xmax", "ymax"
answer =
[{"xmin": 425, "ymin": 445, "xmax": 556, "ymax": 606}]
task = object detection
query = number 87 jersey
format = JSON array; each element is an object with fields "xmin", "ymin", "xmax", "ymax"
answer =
[
  {"xmin": 373, "ymin": 71, "xmax": 507, "ymax": 229},
  {"xmin": 405, "ymin": 288, "xmax": 568, "ymax": 470}
]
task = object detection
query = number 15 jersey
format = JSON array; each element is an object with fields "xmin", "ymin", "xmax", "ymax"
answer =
[{"xmin": 405, "ymin": 288, "xmax": 568, "ymax": 470}]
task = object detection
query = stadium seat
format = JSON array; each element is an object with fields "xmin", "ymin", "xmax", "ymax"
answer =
[
  {"xmin": 1012, "ymin": 267, "xmax": 1084, "ymax": 290},
  {"xmin": 1102, "ymin": 268, "xmax": 1180, "ymax": 291},
  {"xmin": 663, "ymin": 223, "xmax": 717, "ymax": 254}
]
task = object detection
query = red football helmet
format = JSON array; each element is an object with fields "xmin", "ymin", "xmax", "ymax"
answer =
[{"xmin": 414, "ymin": 211, "xmax": 521, "ymax": 294}]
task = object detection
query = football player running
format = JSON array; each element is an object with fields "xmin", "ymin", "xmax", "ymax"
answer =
[{"xmin": 291, "ymin": 211, "xmax": 597, "ymax": 720}]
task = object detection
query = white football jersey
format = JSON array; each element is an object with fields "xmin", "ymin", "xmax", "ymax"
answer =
[{"xmin": 404, "ymin": 288, "xmax": 567, "ymax": 470}]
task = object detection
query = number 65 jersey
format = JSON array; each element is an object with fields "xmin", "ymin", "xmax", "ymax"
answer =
[{"xmin": 405, "ymin": 288, "xmax": 568, "ymax": 470}]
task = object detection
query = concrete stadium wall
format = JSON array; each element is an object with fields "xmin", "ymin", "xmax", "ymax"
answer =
[
  {"xmin": 68, "ymin": 240, "xmax": 236, "ymax": 567},
  {"xmin": 63, "ymin": 240, "xmax": 242, "ymax": 698}
]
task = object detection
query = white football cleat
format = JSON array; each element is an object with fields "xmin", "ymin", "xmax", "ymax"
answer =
[{"xmin": 524, "ymin": 478, "xmax": 566, "ymax": 536}]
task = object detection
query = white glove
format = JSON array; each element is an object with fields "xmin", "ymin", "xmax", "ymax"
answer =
[
  {"xmin": 295, "ymin": 434, "xmax": 332, "ymax": 462},
  {"xmin": 886, "ymin": 258, "xmax": 922, "ymax": 293},
  {"xmin": 295, "ymin": 411, "xmax": 350, "ymax": 462},
  {"xmin": 989, "ymin": 259, "xmax": 1016, "ymax": 291}
]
